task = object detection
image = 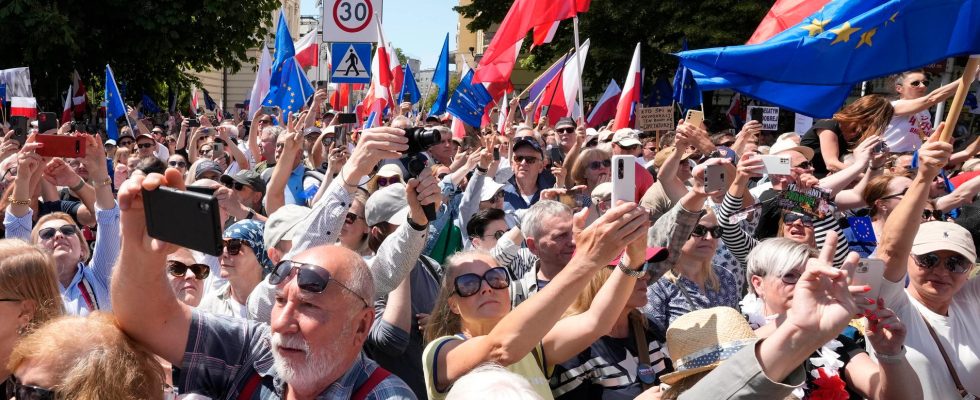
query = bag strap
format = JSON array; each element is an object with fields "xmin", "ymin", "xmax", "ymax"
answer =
[
  {"xmin": 351, "ymin": 366, "xmax": 392, "ymax": 400},
  {"xmin": 628, "ymin": 311, "xmax": 654, "ymax": 391},
  {"xmin": 917, "ymin": 311, "xmax": 968, "ymax": 395},
  {"xmin": 237, "ymin": 372, "xmax": 262, "ymax": 400},
  {"xmin": 77, "ymin": 277, "xmax": 98, "ymax": 311}
]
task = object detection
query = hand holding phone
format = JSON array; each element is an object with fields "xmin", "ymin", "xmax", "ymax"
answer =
[
  {"xmin": 611, "ymin": 155, "xmax": 636, "ymax": 204},
  {"xmin": 852, "ymin": 258, "xmax": 885, "ymax": 312},
  {"xmin": 704, "ymin": 163, "xmax": 727, "ymax": 192},
  {"xmin": 37, "ymin": 112, "xmax": 58, "ymax": 133},
  {"xmin": 760, "ymin": 155, "xmax": 792, "ymax": 175},
  {"xmin": 685, "ymin": 109, "xmax": 704, "ymax": 129},
  {"xmin": 143, "ymin": 186, "xmax": 223, "ymax": 256},
  {"xmin": 35, "ymin": 135, "xmax": 86, "ymax": 158}
]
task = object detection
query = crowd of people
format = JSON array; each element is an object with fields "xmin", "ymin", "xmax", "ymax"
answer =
[{"xmin": 0, "ymin": 68, "xmax": 978, "ymax": 400}]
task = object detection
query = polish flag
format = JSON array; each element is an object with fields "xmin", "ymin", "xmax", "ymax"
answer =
[
  {"xmin": 294, "ymin": 29, "xmax": 319, "ymax": 69},
  {"xmin": 11, "ymin": 97, "xmax": 37, "ymax": 119},
  {"xmin": 387, "ymin": 45, "xmax": 404, "ymax": 100},
  {"xmin": 586, "ymin": 79, "xmax": 621, "ymax": 128},
  {"xmin": 747, "ymin": 0, "xmax": 831, "ymax": 44},
  {"xmin": 532, "ymin": 21, "xmax": 560, "ymax": 47},
  {"xmin": 537, "ymin": 39, "xmax": 590, "ymax": 123},
  {"xmin": 451, "ymin": 116, "xmax": 466, "ymax": 139},
  {"xmin": 330, "ymin": 83, "xmax": 350, "ymax": 111},
  {"xmin": 497, "ymin": 92, "xmax": 508, "ymax": 133},
  {"xmin": 189, "ymin": 86, "xmax": 199, "ymax": 116},
  {"xmin": 474, "ymin": 39, "xmax": 524, "ymax": 85},
  {"xmin": 612, "ymin": 43, "xmax": 641, "ymax": 130},
  {"xmin": 70, "ymin": 70, "xmax": 88, "ymax": 115},
  {"xmin": 365, "ymin": 25, "xmax": 393, "ymax": 114},
  {"xmin": 62, "ymin": 86, "xmax": 73, "ymax": 123},
  {"xmin": 248, "ymin": 47, "xmax": 272, "ymax": 120}
]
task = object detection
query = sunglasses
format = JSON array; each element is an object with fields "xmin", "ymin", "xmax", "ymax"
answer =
[
  {"xmin": 779, "ymin": 269, "xmax": 804, "ymax": 285},
  {"xmin": 912, "ymin": 252, "xmax": 973, "ymax": 274},
  {"xmin": 222, "ymin": 238, "xmax": 246, "ymax": 256},
  {"xmin": 783, "ymin": 212, "xmax": 814, "ymax": 227},
  {"xmin": 437, "ymin": 173, "xmax": 449, "ymax": 180},
  {"xmin": 376, "ymin": 176, "xmax": 401, "ymax": 187},
  {"xmin": 616, "ymin": 144, "xmax": 640, "ymax": 151},
  {"xmin": 258, "ymin": 118, "xmax": 272, "ymax": 124},
  {"xmin": 588, "ymin": 159, "xmax": 612, "ymax": 170},
  {"xmin": 167, "ymin": 260, "xmax": 211, "ymax": 280},
  {"xmin": 452, "ymin": 267, "xmax": 510, "ymax": 298},
  {"xmin": 268, "ymin": 260, "xmax": 369, "ymax": 307},
  {"xmin": 118, "ymin": 139, "xmax": 134, "ymax": 146},
  {"xmin": 169, "ymin": 160, "xmax": 187, "ymax": 168},
  {"xmin": 880, "ymin": 188, "xmax": 908, "ymax": 201},
  {"xmin": 514, "ymin": 155, "xmax": 540, "ymax": 165},
  {"xmin": 556, "ymin": 128, "xmax": 574, "ymax": 134},
  {"xmin": 224, "ymin": 181, "xmax": 248, "ymax": 191},
  {"xmin": 718, "ymin": 141, "xmax": 736, "ymax": 148},
  {"xmin": 5, "ymin": 375, "xmax": 55, "ymax": 400},
  {"xmin": 922, "ymin": 209, "xmax": 943, "ymax": 221},
  {"xmin": 690, "ymin": 224, "xmax": 721, "ymax": 239},
  {"xmin": 483, "ymin": 230, "xmax": 506, "ymax": 240},
  {"xmin": 794, "ymin": 161, "xmax": 813, "ymax": 170},
  {"xmin": 38, "ymin": 224, "xmax": 78, "ymax": 240},
  {"xmin": 483, "ymin": 191, "xmax": 504, "ymax": 203},
  {"xmin": 344, "ymin": 212, "xmax": 362, "ymax": 225},
  {"xmin": 137, "ymin": 142, "xmax": 155, "ymax": 149},
  {"xmin": 909, "ymin": 80, "xmax": 931, "ymax": 87}
]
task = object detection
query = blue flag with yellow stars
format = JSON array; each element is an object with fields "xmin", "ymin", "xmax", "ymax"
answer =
[
  {"xmin": 447, "ymin": 69, "xmax": 492, "ymax": 128},
  {"xmin": 104, "ymin": 65, "xmax": 127, "ymax": 140},
  {"xmin": 678, "ymin": 0, "xmax": 980, "ymax": 118},
  {"xmin": 645, "ymin": 78, "xmax": 673, "ymax": 107},
  {"xmin": 673, "ymin": 38, "xmax": 702, "ymax": 112},
  {"xmin": 262, "ymin": 57, "xmax": 314, "ymax": 123}
]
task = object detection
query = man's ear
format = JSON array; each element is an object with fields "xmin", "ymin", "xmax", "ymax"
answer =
[{"xmin": 525, "ymin": 237, "xmax": 538, "ymax": 254}]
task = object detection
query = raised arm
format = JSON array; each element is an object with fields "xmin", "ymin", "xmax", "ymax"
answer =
[
  {"xmin": 217, "ymin": 126, "xmax": 249, "ymax": 170},
  {"xmin": 247, "ymin": 111, "xmax": 263, "ymax": 165},
  {"xmin": 949, "ymin": 135, "xmax": 980, "ymax": 167},
  {"xmin": 817, "ymin": 129, "xmax": 847, "ymax": 173},
  {"xmin": 935, "ymin": 172, "xmax": 980, "ymax": 212},
  {"xmin": 818, "ymin": 135, "xmax": 880, "ymax": 195},
  {"xmin": 891, "ymin": 80, "xmax": 959, "ymax": 116}
]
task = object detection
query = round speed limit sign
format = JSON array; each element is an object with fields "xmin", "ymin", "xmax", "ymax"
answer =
[
  {"xmin": 333, "ymin": 0, "xmax": 372, "ymax": 33},
  {"xmin": 323, "ymin": 0, "xmax": 381, "ymax": 42}
]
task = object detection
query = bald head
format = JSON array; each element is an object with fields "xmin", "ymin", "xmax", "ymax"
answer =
[{"xmin": 291, "ymin": 245, "xmax": 374, "ymax": 306}]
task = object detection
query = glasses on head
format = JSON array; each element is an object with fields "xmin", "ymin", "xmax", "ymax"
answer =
[
  {"xmin": 779, "ymin": 269, "xmax": 804, "ymax": 285},
  {"xmin": 223, "ymin": 181, "xmax": 248, "ymax": 191},
  {"xmin": 268, "ymin": 260, "xmax": 369, "ymax": 307},
  {"xmin": 38, "ymin": 224, "xmax": 78, "ymax": 240},
  {"xmin": 222, "ymin": 238, "xmax": 246, "ymax": 256},
  {"xmin": 783, "ymin": 212, "xmax": 815, "ymax": 228},
  {"xmin": 922, "ymin": 209, "xmax": 944, "ymax": 221},
  {"xmin": 167, "ymin": 260, "xmax": 211, "ymax": 280},
  {"xmin": 137, "ymin": 142, "xmax": 155, "ymax": 149},
  {"xmin": 344, "ymin": 212, "xmax": 362, "ymax": 225},
  {"xmin": 5, "ymin": 375, "xmax": 55, "ymax": 400},
  {"xmin": 588, "ymin": 159, "xmax": 612, "ymax": 171},
  {"xmin": 690, "ymin": 224, "xmax": 721, "ymax": 239},
  {"xmin": 880, "ymin": 188, "xmax": 908, "ymax": 201},
  {"xmin": 452, "ymin": 267, "xmax": 510, "ymax": 298},
  {"xmin": 376, "ymin": 176, "xmax": 401, "ymax": 187},
  {"xmin": 556, "ymin": 128, "xmax": 574, "ymax": 134},
  {"xmin": 483, "ymin": 230, "xmax": 506, "ymax": 240},
  {"xmin": 169, "ymin": 160, "xmax": 187, "ymax": 168},
  {"xmin": 909, "ymin": 80, "xmax": 931, "ymax": 87},
  {"xmin": 514, "ymin": 155, "xmax": 540, "ymax": 165},
  {"xmin": 912, "ymin": 252, "xmax": 973, "ymax": 274},
  {"xmin": 794, "ymin": 161, "xmax": 813, "ymax": 170}
]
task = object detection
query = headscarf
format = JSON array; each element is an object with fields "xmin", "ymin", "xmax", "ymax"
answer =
[{"xmin": 223, "ymin": 219, "xmax": 273, "ymax": 274}]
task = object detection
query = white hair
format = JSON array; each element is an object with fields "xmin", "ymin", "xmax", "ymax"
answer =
[
  {"xmin": 522, "ymin": 200, "xmax": 572, "ymax": 240},
  {"xmin": 745, "ymin": 238, "xmax": 815, "ymax": 294},
  {"xmin": 446, "ymin": 363, "xmax": 544, "ymax": 400}
]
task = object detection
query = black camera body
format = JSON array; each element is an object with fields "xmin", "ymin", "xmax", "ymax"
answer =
[{"xmin": 402, "ymin": 127, "xmax": 442, "ymax": 178}]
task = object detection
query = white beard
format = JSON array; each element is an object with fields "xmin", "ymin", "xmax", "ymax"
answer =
[{"xmin": 271, "ymin": 332, "xmax": 336, "ymax": 390}]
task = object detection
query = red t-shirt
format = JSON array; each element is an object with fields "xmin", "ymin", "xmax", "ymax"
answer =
[{"xmin": 950, "ymin": 171, "xmax": 980, "ymax": 189}]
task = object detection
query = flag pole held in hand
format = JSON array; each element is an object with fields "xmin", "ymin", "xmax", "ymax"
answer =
[{"xmin": 939, "ymin": 55, "xmax": 980, "ymax": 143}]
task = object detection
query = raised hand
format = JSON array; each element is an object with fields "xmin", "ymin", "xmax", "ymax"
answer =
[
  {"xmin": 917, "ymin": 124, "xmax": 953, "ymax": 180},
  {"xmin": 42, "ymin": 158, "xmax": 82, "ymax": 188},
  {"xmin": 405, "ymin": 165, "xmax": 441, "ymax": 225},
  {"xmin": 574, "ymin": 201, "xmax": 649, "ymax": 267},
  {"xmin": 786, "ymin": 233, "xmax": 863, "ymax": 344},
  {"xmin": 345, "ymin": 127, "xmax": 408, "ymax": 180},
  {"xmin": 865, "ymin": 298, "xmax": 907, "ymax": 357},
  {"xmin": 117, "ymin": 169, "xmax": 187, "ymax": 256}
]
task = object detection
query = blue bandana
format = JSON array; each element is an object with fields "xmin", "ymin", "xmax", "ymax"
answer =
[{"xmin": 223, "ymin": 219, "xmax": 273, "ymax": 273}]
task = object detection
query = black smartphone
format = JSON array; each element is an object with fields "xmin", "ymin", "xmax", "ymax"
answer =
[
  {"xmin": 337, "ymin": 113, "xmax": 357, "ymax": 124},
  {"xmin": 493, "ymin": 147, "xmax": 500, "ymax": 161},
  {"xmin": 187, "ymin": 118, "xmax": 201, "ymax": 128},
  {"xmin": 261, "ymin": 105, "xmax": 280, "ymax": 116},
  {"xmin": 548, "ymin": 146, "xmax": 564, "ymax": 165},
  {"xmin": 316, "ymin": 80, "xmax": 328, "ymax": 88},
  {"xmin": 143, "ymin": 186, "xmax": 222, "ymax": 256},
  {"xmin": 37, "ymin": 112, "xmax": 58, "ymax": 133},
  {"xmin": 750, "ymin": 108, "xmax": 765, "ymax": 123},
  {"xmin": 10, "ymin": 116, "xmax": 28, "ymax": 146}
]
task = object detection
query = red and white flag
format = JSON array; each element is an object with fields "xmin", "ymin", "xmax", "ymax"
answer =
[
  {"xmin": 532, "ymin": 21, "xmax": 561, "ymax": 47},
  {"xmin": 537, "ymin": 39, "xmax": 590, "ymax": 123},
  {"xmin": 387, "ymin": 45, "xmax": 404, "ymax": 100},
  {"xmin": 331, "ymin": 83, "xmax": 350, "ymax": 111},
  {"xmin": 11, "ymin": 97, "xmax": 37, "ymax": 119},
  {"xmin": 451, "ymin": 116, "xmax": 466, "ymax": 139},
  {"xmin": 474, "ymin": 39, "xmax": 524, "ymax": 85},
  {"xmin": 586, "ymin": 79, "xmax": 621, "ymax": 128},
  {"xmin": 62, "ymin": 85, "xmax": 73, "ymax": 123},
  {"xmin": 497, "ymin": 92, "xmax": 509, "ymax": 133},
  {"xmin": 294, "ymin": 29, "xmax": 319, "ymax": 69},
  {"xmin": 365, "ymin": 24, "xmax": 393, "ymax": 114},
  {"xmin": 612, "ymin": 43, "xmax": 641, "ymax": 130},
  {"xmin": 248, "ymin": 47, "xmax": 273, "ymax": 120},
  {"xmin": 189, "ymin": 86, "xmax": 199, "ymax": 116},
  {"xmin": 70, "ymin": 70, "xmax": 88, "ymax": 115}
]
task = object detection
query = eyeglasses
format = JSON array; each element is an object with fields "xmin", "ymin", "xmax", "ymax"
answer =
[
  {"xmin": 5, "ymin": 375, "xmax": 55, "ymax": 400},
  {"xmin": 258, "ymin": 118, "xmax": 272, "ymax": 124},
  {"xmin": 912, "ymin": 252, "xmax": 973, "ymax": 274},
  {"xmin": 452, "ymin": 267, "xmax": 510, "ymax": 298},
  {"xmin": 344, "ymin": 212, "xmax": 362, "ymax": 225},
  {"xmin": 783, "ymin": 212, "xmax": 815, "ymax": 227},
  {"xmin": 437, "ymin": 173, "xmax": 449, "ymax": 180},
  {"xmin": 223, "ymin": 181, "xmax": 248, "ymax": 191},
  {"xmin": 222, "ymin": 238, "xmax": 246, "ymax": 256},
  {"xmin": 514, "ymin": 155, "xmax": 540, "ymax": 165},
  {"xmin": 118, "ymin": 139, "xmax": 134, "ymax": 146},
  {"xmin": 151, "ymin": 130, "xmax": 165, "ymax": 135},
  {"xmin": 880, "ymin": 188, "xmax": 908, "ymax": 201},
  {"xmin": 0, "ymin": 298, "xmax": 22, "ymax": 302},
  {"xmin": 137, "ymin": 142, "xmax": 155, "ymax": 149},
  {"xmin": 167, "ymin": 260, "xmax": 211, "ymax": 280},
  {"xmin": 38, "ymin": 224, "xmax": 78, "ymax": 240},
  {"xmin": 779, "ymin": 269, "xmax": 804, "ymax": 285},
  {"xmin": 169, "ymin": 160, "xmax": 187, "ymax": 168},
  {"xmin": 794, "ymin": 161, "xmax": 813, "ymax": 170},
  {"xmin": 922, "ymin": 209, "xmax": 944, "ymax": 221},
  {"xmin": 556, "ymin": 128, "xmax": 574, "ymax": 134},
  {"xmin": 483, "ymin": 191, "xmax": 504, "ymax": 203},
  {"xmin": 690, "ymin": 224, "xmax": 721, "ymax": 239},
  {"xmin": 275, "ymin": 142, "xmax": 285, "ymax": 149},
  {"xmin": 909, "ymin": 80, "xmax": 931, "ymax": 87},
  {"xmin": 376, "ymin": 176, "xmax": 401, "ymax": 187},
  {"xmin": 268, "ymin": 260, "xmax": 369, "ymax": 308},
  {"xmin": 483, "ymin": 230, "xmax": 506, "ymax": 240},
  {"xmin": 588, "ymin": 159, "xmax": 612, "ymax": 170}
]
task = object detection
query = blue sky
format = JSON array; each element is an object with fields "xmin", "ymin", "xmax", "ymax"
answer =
[{"xmin": 301, "ymin": 0, "xmax": 459, "ymax": 70}]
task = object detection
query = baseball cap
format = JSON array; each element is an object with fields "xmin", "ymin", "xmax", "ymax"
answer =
[
  {"xmin": 221, "ymin": 170, "xmax": 267, "ymax": 193},
  {"xmin": 769, "ymin": 139, "xmax": 814, "ymax": 161},
  {"xmin": 555, "ymin": 117, "xmax": 576, "ymax": 130},
  {"xmin": 598, "ymin": 129, "xmax": 615, "ymax": 143},
  {"xmin": 612, "ymin": 128, "xmax": 642, "ymax": 147},
  {"xmin": 303, "ymin": 126, "xmax": 322, "ymax": 137},
  {"xmin": 365, "ymin": 183, "xmax": 410, "ymax": 227},
  {"xmin": 479, "ymin": 180, "xmax": 506, "ymax": 202},
  {"xmin": 512, "ymin": 136, "xmax": 544, "ymax": 157},
  {"xmin": 263, "ymin": 205, "xmax": 310, "ymax": 250},
  {"xmin": 376, "ymin": 163, "xmax": 403, "ymax": 178},
  {"xmin": 136, "ymin": 133, "xmax": 155, "ymax": 143},
  {"xmin": 912, "ymin": 221, "xmax": 977, "ymax": 264},
  {"xmin": 425, "ymin": 116, "xmax": 440, "ymax": 123},
  {"xmin": 194, "ymin": 160, "xmax": 223, "ymax": 179},
  {"xmin": 104, "ymin": 139, "xmax": 117, "ymax": 146}
]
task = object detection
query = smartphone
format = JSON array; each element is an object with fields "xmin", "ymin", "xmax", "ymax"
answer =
[
  {"xmin": 493, "ymin": 147, "xmax": 500, "ymax": 161},
  {"xmin": 316, "ymin": 80, "xmax": 328, "ymax": 88},
  {"xmin": 749, "ymin": 107, "xmax": 765, "ymax": 123},
  {"xmin": 548, "ymin": 146, "xmax": 564, "ymax": 165},
  {"xmin": 212, "ymin": 142, "xmax": 224, "ymax": 156},
  {"xmin": 187, "ymin": 118, "xmax": 201, "ymax": 128},
  {"xmin": 873, "ymin": 141, "xmax": 889, "ymax": 154},
  {"xmin": 611, "ymin": 155, "xmax": 636, "ymax": 204},
  {"xmin": 186, "ymin": 186, "xmax": 217, "ymax": 196},
  {"xmin": 852, "ymin": 258, "xmax": 885, "ymax": 312},
  {"xmin": 705, "ymin": 164, "xmax": 726, "ymax": 192},
  {"xmin": 760, "ymin": 155, "xmax": 792, "ymax": 175},
  {"xmin": 261, "ymin": 105, "xmax": 280, "ymax": 116},
  {"xmin": 143, "ymin": 186, "xmax": 222, "ymax": 256},
  {"xmin": 10, "ymin": 116, "xmax": 28, "ymax": 146},
  {"xmin": 685, "ymin": 109, "xmax": 704, "ymax": 128},
  {"xmin": 540, "ymin": 105, "xmax": 551, "ymax": 117},
  {"xmin": 35, "ymin": 135, "xmax": 85, "ymax": 158},
  {"xmin": 337, "ymin": 113, "xmax": 357, "ymax": 124},
  {"xmin": 37, "ymin": 112, "xmax": 58, "ymax": 133}
]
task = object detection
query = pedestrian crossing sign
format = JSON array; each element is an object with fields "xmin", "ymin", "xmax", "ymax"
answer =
[{"xmin": 330, "ymin": 42, "xmax": 372, "ymax": 84}]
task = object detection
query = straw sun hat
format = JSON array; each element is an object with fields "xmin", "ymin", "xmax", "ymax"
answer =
[{"xmin": 659, "ymin": 307, "xmax": 759, "ymax": 385}]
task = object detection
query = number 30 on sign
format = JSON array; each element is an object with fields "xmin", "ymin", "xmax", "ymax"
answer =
[{"xmin": 322, "ymin": 0, "xmax": 382, "ymax": 43}]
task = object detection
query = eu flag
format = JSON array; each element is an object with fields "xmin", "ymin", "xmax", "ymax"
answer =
[
  {"xmin": 430, "ymin": 34, "xmax": 451, "ymax": 116},
  {"xmin": 645, "ymin": 77, "xmax": 673, "ymax": 107},
  {"xmin": 672, "ymin": 38, "xmax": 702, "ymax": 112},
  {"xmin": 399, "ymin": 64, "xmax": 423, "ymax": 104},
  {"xmin": 679, "ymin": 0, "xmax": 980, "ymax": 117},
  {"xmin": 202, "ymin": 89, "xmax": 217, "ymax": 111},
  {"xmin": 447, "ymin": 69, "xmax": 493, "ymax": 128},
  {"xmin": 104, "ymin": 65, "xmax": 127, "ymax": 140},
  {"xmin": 262, "ymin": 10, "xmax": 313, "ymax": 122},
  {"xmin": 0, "ymin": 83, "xmax": 6, "ymax": 104},
  {"xmin": 141, "ymin": 94, "xmax": 162, "ymax": 114}
]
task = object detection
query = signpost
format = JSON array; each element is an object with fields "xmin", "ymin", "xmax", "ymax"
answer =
[{"xmin": 322, "ymin": 0, "xmax": 382, "ymax": 43}]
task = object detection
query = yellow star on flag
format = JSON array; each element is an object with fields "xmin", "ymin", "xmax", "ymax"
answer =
[
  {"xmin": 890, "ymin": 12, "xmax": 898, "ymax": 23},
  {"xmin": 830, "ymin": 22, "xmax": 860, "ymax": 45},
  {"xmin": 856, "ymin": 28, "xmax": 877, "ymax": 48},
  {"xmin": 802, "ymin": 18, "xmax": 831, "ymax": 36}
]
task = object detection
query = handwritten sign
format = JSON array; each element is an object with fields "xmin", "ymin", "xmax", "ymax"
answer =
[{"xmin": 636, "ymin": 106, "xmax": 673, "ymax": 131}]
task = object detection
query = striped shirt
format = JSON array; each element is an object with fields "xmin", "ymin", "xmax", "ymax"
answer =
[{"xmin": 490, "ymin": 237, "xmax": 541, "ymax": 307}]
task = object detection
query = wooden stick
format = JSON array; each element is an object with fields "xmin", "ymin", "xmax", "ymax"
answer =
[{"xmin": 940, "ymin": 55, "xmax": 980, "ymax": 143}]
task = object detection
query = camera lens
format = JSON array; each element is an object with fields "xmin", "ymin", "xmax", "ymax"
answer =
[
  {"xmin": 617, "ymin": 159, "xmax": 624, "ymax": 179},
  {"xmin": 198, "ymin": 202, "xmax": 210, "ymax": 212},
  {"xmin": 405, "ymin": 127, "xmax": 441, "ymax": 154}
]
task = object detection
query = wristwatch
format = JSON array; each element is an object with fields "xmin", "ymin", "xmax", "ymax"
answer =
[
  {"xmin": 244, "ymin": 208, "xmax": 256, "ymax": 220},
  {"xmin": 617, "ymin": 257, "xmax": 646, "ymax": 278}
]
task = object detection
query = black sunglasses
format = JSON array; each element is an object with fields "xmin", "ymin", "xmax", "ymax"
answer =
[
  {"xmin": 556, "ymin": 128, "xmax": 574, "ymax": 134},
  {"xmin": 779, "ymin": 269, "xmax": 804, "ymax": 285},
  {"xmin": 880, "ymin": 188, "xmax": 908, "ymax": 201},
  {"xmin": 690, "ymin": 224, "xmax": 721, "ymax": 239},
  {"xmin": 38, "ymin": 224, "xmax": 78, "ymax": 240},
  {"xmin": 783, "ymin": 212, "xmax": 815, "ymax": 227},
  {"xmin": 909, "ymin": 80, "xmax": 931, "ymax": 87},
  {"xmin": 167, "ymin": 260, "xmax": 211, "ymax": 280},
  {"xmin": 169, "ymin": 160, "xmax": 187, "ymax": 168},
  {"xmin": 268, "ymin": 260, "xmax": 369, "ymax": 307},
  {"xmin": 118, "ymin": 139, "xmax": 134, "ymax": 146},
  {"xmin": 588, "ymin": 159, "xmax": 612, "ymax": 170},
  {"xmin": 5, "ymin": 375, "xmax": 55, "ymax": 400},
  {"xmin": 345, "ymin": 212, "xmax": 362, "ymax": 225},
  {"xmin": 224, "ymin": 181, "xmax": 248, "ymax": 191},
  {"xmin": 514, "ymin": 155, "xmax": 540, "ymax": 164},
  {"xmin": 452, "ymin": 267, "xmax": 510, "ymax": 298},
  {"xmin": 137, "ymin": 142, "xmax": 155, "ymax": 149},
  {"xmin": 484, "ymin": 229, "xmax": 506, "ymax": 240},
  {"xmin": 222, "ymin": 238, "xmax": 246, "ymax": 256},
  {"xmin": 912, "ymin": 252, "xmax": 972, "ymax": 274},
  {"xmin": 376, "ymin": 176, "xmax": 401, "ymax": 187},
  {"xmin": 922, "ymin": 209, "xmax": 944, "ymax": 221},
  {"xmin": 794, "ymin": 161, "xmax": 813, "ymax": 170}
]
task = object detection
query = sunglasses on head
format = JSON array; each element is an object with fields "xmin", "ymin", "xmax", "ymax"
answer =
[
  {"xmin": 169, "ymin": 160, "xmax": 187, "ymax": 168},
  {"xmin": 452, "ymin": 267, "xmax": 510, "ymax": 298},
  {"xmin": 912, "ymin": 252, "xmax": 972, "ymax": 274},
  {"xmin": 137, "ymin": 142, "xmax": 155, "ymax": 149},
  {"xmin": 909, "ymin": 80, "xmax": 930, "ymax": 87},
  {"xmin": 376, "ymin": 176, "xmax": 401, "ymax": 187},
  {"xmin": 345, "ymin": 212, "xmax": 362, "ymax": 225},
  {"xmin": 268, "ymin": 260, "xmax": 369, "ymax": 307},
  {"xmin": 222, "ymin": 238, "xmax": 246, "ymax": 256},
  {"xmin": 514, "ymin": 155, "xmax": 540, "ymax": 164},
  {"xmin": 922, "ymin": 209, "xmax": 943, "ymax": 221},
  {"xmin": 588, "ymin": 159, "xmax": 612, "ymax": 170},
  {"xmin": 5, "ymin": 375, "xmax": 55, "ymax": 400},
  {"xmin": 690, "ymin": 224, "xmax": 721, "ymax": 239},
  {"xmin": 167, "ymin": 260, "xmax": 211, "ymax": 280},
  {"xmin": 38, "ymin": 224, "xmax": 78, "ymax": 240},
  {"xmin": 783, "ymin": 212, "xmax": 814, "ymax": 227}
]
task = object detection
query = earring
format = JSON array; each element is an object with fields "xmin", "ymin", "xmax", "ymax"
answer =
[{"xmin": 17, "ymin": 324, "xmax": 27, "ymax": 335}]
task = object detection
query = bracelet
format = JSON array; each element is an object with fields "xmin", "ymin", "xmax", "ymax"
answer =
[
  {"xmin": 406, "ymin": 215, "xmax": 427, "ymax": 231},
  {"xmin": 875, "ymin": 346, "xmax": 906, "ymax": 364},
  {"xmin": 475, "ymin": 166, "xmax": 488, "ymax": 174},
  {"xmin": 244, "ymin": 208, "xmax": 255, "ymax": 220},
  {"xmin": 91, "ymin": 177, "xmax": 113, "ymax": 187},
  {"xmin": 6, "ymin": 196, "xmax": 30, "ymax": 206},
  {"xmin": 338, "ymin": 167, "xmax": 356, "ymax": 188},
  {"xmin": 617, "ymin": 257, "xmax": 646, "ymax": 278},
  {"xmin": 69, "ymin": 178, "xmax": 86, "ymax": 192}
]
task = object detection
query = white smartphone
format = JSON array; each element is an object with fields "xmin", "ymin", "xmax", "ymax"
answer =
[
  {"xmin": 852, "ymin": 258, "xmax": 885, "ymax": 312},
  {"xmin": 685, "ymin": 109, "xmax": 704, "ymax": 128},
  {"xmin": 705, "ymin": 163, "xmax": 726, "ymax": 192},
  {"xmin": 760, "ymin": 155, "xmax": 792, "ymax": 175},
  {"xmin": 611, "ymin": 155, "xmax": 636, "ymax": 205}
]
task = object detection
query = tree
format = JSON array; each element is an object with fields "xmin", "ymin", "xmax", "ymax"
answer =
[
  {"xmin": 421, "ymin": 74, "xmax": 460, "ymax": 113},
  {"xmin": 455, "ymin": 0, "xmax": 770, "ymax": 100},
  {"xmin": 0, "ymin": 0, "xmax": 281, "ymax": 112}
]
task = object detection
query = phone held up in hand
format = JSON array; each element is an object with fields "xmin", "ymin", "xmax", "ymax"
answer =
[
  {"xmin": 704, "ymin": 163, "xmax": 726, "ymax": 192},
  {"xmin": 143, "ymin": 186, "xmax": 223, "ymax": 256},
  {"xmin": 35, "ymin": 135, "xmax": 86, "ymax": 158},
  {"xmin": 685, "ymin": 109, "xmax": 704, "ymax": 128},
  {"xmin": 611, "ymin": 155, "xmax": 636, "ymax": 205}
]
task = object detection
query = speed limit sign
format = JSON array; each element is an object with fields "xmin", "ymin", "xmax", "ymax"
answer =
[{"xmin": 322, "ymin": 0, "xmax": 382, "ymax": 43}]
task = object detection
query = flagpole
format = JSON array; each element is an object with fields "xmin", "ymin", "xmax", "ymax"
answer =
[
  {"xmin": 571, "ymin": 16, "xmax": 585, "ymax": 119},
  {"xmin": 518, "ymin": 49, "xmax": 573, "ymax": 99},
  {"xmin": 939, "ymin": 55, "xmax": 980, "ymax": 143}
]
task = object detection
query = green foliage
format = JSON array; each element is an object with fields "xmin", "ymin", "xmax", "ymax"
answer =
[
  {"xmin": 421, "ymin": 74, "xmax": 460, "ymax": 112},
  {"xmin": 454, "ymin": 0, "xmax": 770, "ymax": 98},
  {"xmin": 0, "ymin": 0, "xmax": 281, "ymax": 111}
]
